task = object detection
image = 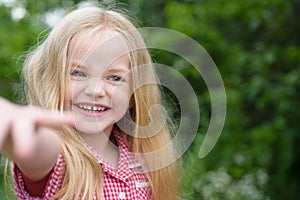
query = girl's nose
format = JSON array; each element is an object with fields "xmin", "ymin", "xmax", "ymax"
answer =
[{"xmin": 84, "ymin": 79, "xmax": 106, "ymax": 97}]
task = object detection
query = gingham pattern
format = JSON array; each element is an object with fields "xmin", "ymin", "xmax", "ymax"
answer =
[{"xmin": 13, "ymin": 129, "xmax": 152, "ymax": 200}]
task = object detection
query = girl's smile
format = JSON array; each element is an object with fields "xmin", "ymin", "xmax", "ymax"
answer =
[{"xmin": 75, "ymin": 103, "xmax": 111, "ymax": 117}]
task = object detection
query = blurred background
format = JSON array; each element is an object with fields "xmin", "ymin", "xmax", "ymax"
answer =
[{"xmin": 0, "ymin": 0, "xmax": 299, "ymax": 199}]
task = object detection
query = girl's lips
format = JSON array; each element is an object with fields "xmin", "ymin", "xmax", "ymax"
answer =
[
  {"xmin": 73, "ymin": 103, "xmax": 111, "ymax": 118},
  {"xmin": 78, "ymin": 104, "xmax": 108, "ymax": 111}
]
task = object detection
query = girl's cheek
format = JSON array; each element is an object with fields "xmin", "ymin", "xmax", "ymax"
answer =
[{"xmin": 63, "ymin": 81, "xmax": 74, "ymax": 111}]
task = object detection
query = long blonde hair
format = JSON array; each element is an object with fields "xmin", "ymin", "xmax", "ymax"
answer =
[{"xmin": 22, "ymin": 6, "xmax": 178, "ymax": 200}]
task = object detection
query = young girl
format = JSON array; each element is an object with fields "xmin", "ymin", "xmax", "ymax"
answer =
[{"xmin": 0, "ymin": 5, "xmax": 178, "ymax": 200}]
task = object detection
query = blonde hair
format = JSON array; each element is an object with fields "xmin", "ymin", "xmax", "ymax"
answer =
[{"xmin": 22, "ymin": 6, "xmax": 178, "ymax": 200}]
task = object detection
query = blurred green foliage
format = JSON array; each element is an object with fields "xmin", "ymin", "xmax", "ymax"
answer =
[{"xmin": 0, "ymin": 0, "xmax": 299, "ymax": 199}]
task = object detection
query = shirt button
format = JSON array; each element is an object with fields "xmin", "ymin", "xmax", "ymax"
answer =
[
  {"xmin": 118, "ymin": 192, "xmax": 126, "ymax": 199},
  {"xmin": 135, "ymin": 181, "xmax": 150, "ymax": 188}
]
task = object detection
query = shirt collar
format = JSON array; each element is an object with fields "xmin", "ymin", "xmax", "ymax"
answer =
[{"xmin": 83, "ymin": 128, "xmax": 138, "ymax": 182}]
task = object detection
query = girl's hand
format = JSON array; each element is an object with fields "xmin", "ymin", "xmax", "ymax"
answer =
[{"xmin": 0, "ymin": 97, "xmax": 73, "ymax": 161}]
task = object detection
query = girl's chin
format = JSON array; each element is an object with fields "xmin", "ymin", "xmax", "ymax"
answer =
[{"xmin": 74, "ymin": 122, "xmax": 114, "ymax": 137}]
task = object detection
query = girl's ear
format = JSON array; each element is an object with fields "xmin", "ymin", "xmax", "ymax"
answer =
[{"xmin": 128, "ymin": 96, "xmax": 134, "ymax": 108}]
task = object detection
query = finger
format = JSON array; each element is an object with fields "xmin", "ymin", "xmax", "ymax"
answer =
[
  {"xmin": 35, "ymin": 111, "xmax": 75, "ymax": 128},
  {"xmin": 0, "ymin": 115, "xmax": 10, "ymax": 148},
  {"xmin": 0, "ymin": 97, "xmax": 11, "ymax": 106},
  {"xmin": 12, "ymin": 117, "xmax": 36, "ymax": 161}
]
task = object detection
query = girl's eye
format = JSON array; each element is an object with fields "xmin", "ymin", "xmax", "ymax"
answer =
[
  {"xmin": 70, "ymin": 70, "xmax": 87, "ymax": 77},
  {"xmin": 107, "ymin": 75, "xmax": 122, "ymax": 82}
]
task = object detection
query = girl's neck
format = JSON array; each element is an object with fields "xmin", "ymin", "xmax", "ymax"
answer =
[{"xmin": 77, "ymin": 130, "xmax": 120, "ymax": 168}]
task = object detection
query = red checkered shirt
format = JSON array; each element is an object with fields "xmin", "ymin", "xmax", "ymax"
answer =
[{"xmin": 13, "ymin": 129, "xmax": 152, "ymax": 199}]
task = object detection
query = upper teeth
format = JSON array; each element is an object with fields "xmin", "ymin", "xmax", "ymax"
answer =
[{"xmin": 79, "ymin": 105, "xmax": 106, "ymax": 111}]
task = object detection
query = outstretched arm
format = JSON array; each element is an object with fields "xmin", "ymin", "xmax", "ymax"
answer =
[{"xmin": 0, "ymin": 97, "xmax": 73, "ymax": 181}]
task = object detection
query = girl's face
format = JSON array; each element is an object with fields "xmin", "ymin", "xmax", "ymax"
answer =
[{"xmin": 64, "ymin": 30, "xmax": 132, "ymax": 138}]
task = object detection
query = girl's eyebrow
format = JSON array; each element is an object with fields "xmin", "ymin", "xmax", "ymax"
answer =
[
  {"xmin": 70, "ymin": 62, "xmax": 87, "ymax": 69},
  {"xmin": 105, "ymin": 67, "xmax": 129, "ymax": 74}
]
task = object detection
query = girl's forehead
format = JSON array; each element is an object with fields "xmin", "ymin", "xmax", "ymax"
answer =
[{"xmin": 69, "ymin": 29, "xmax": 130, "ymax": 67}]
